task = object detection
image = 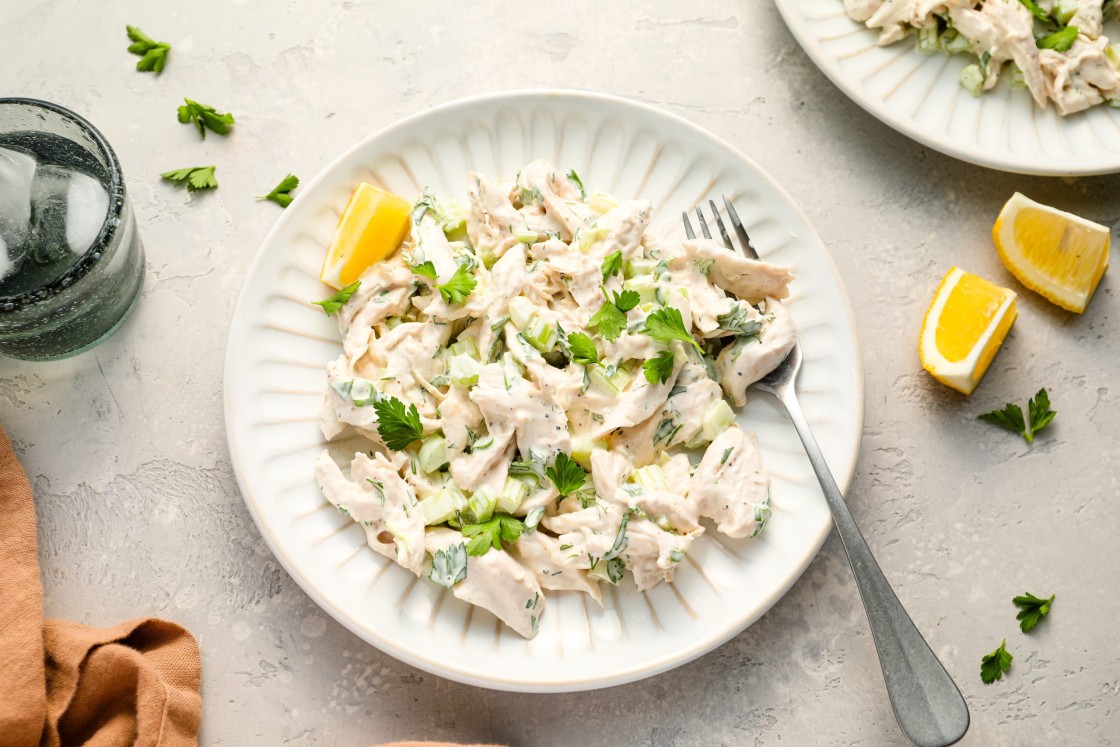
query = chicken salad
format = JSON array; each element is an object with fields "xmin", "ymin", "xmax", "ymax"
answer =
[
  {"xmin": 844, "ymin": 0, "xmax": 1120, "ymax": 115},
  {"xmin": 314, "ymin": 160, "xmax": 796, "ymax": 638}
]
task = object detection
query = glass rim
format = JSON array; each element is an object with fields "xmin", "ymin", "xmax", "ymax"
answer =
[{"xmin": 0, "ymin": 97, "xmax": 126, "ymax": 309}]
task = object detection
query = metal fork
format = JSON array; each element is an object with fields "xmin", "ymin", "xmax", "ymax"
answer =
[{"xmin": 685, "ymin": 199, "xmax": 969, "ymax": 747}]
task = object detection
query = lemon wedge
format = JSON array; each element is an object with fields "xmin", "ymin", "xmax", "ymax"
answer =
[
  {"xmin": 993, "ymin": 192, "xmax": 1110, "ymax": 313},
  {"xmin": 919, "ymin": 267, "xmax": 1017, "ymax": 395},
  {"xmin": 320, "ymin": 183, "xmax": 411, "ymax": 290}
]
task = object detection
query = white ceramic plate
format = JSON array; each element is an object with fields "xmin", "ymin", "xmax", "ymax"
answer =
[
  {"xmin": 223, "ymin": 89, "xmax": 864, "ymax": 692},
  {"xmin": 774, "ymin": 0, "xmax": 1120, "ymax": 175}
]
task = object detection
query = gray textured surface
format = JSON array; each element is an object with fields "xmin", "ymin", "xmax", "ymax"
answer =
[{"xmin": 3, "ymin": 1, "xmax": 1119, "ymax": 745}]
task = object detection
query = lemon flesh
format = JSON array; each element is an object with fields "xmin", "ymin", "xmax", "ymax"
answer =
[
  {"xmin": 993, "ymin": 192, "xmax": 1109, "ymax": 314},
  {"xmin": 320, "ymin": 183, "xmax": 411, "ymax": 290},
  {"xmin": 919, "ymin": 267, "xmax": 1017, "ymax": 395}
]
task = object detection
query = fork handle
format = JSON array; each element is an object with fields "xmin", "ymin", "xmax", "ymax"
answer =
[{"xmin": 774, "ymin": 391, "xmax": 970, "ymax": 747}]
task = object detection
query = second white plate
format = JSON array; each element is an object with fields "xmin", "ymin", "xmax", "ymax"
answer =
[
  {"xmin": 223, "ymin": 89, "xmax": 864, "ymax": 692},
  {"xmin": 774, "ymin": 0, "xmax": 1120, "ymax": 175}
]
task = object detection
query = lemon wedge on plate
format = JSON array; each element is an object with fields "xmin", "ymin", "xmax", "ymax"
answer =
[
  {"xmin": 919, "ymin": 267, "xmax": 1017, "ymax": 395},
  {"xmin": 320, "ymin": 183, "xmax": 411, "ymax": 290},
  {"xmin": 993, "ymin": 193, "xmax": 1110, "ymax": 313}
]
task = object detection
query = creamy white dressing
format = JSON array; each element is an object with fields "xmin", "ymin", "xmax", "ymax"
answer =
[{"xmin": 314, "ymin": 160, "xmax": 796, "ymax": 638}]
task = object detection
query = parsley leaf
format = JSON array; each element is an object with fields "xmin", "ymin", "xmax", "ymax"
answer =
[
  {"xmin": 717, "ymin": 305, "xmax": 763, "ymax": 337},
  {"xmin": 177, "ymin": 98, "xmax": 235, "ymax": 138},
  {"xmin": 614, "ymin": 289, "xmax": 640, "ymax": 312},
  {"xmin": 437, "ymin": 264, "xmax": 477, "ymax": 305},
  {"xmin": 1037, "ymin": 26, "xmax": 1078, "ymax": 51},
  {"xmin": 601, "ymin": 250, "xmax": 623, "ymax": 281},
  {"xmin": 411, "ymin": 261, "xmax": 438, "ymax": 279},
  {"xmin": 546, "ymin": 452, "xmax": 587, "ymax": 497},
  {"xmin": 1013, "ymin": 592, "xmax": 1055, "ymax": 633},
  {"xmin": 567, "ymin": 332, "xmax": 599, "ymax": 366},
  {"xmin": 981, "ymin": 640, "xmax": 1013, "ymax": 684},
  {"xmin": 1017, "ymin": 0, "xmax": 1051, "ymax": 22},
  {"xmin": 373, "ymin": 395, "xmax": 425, "ymax": 450},
  {"xmin": 642, "ymin": 350, "xmax": 675, "ymax": 385},
  {"xmin": 462, "ymin": 514, "xmax": 525, "ymax": 556},
  {"xmin": 258, "ymin": 173, "xmax": 299, "ymax": 208},
  {"xmin": 312, "ymin": 280, "xmax": 360, "ymax": 316},
  {"xmin": 979, "ymin": 388, "xmax": 1056, "ymax": 443},
  {"xmin": 430, "ymin": 542, "xmax": 468, "ymax": 587},
  {"xmin": 589, "ymin": 290, "xmax": 641, "ymax": 342},
  {"xmin": 643, "ymin": 307, "xmax": 702, "ymax": 352},
  {"xmin": 1027, "ymin": 388, "xmax": 1057, "ymax": 438},
  {"xmin": 126, "ymin": 25, "xmax": 171, "ymax": 73},
  {"xmin": 160, "ymin": 165, "xmax": 217, "ymax": 192},
  {"xmin": 566, "ymin": 169, "xmax": 586, "ymax": 199}
]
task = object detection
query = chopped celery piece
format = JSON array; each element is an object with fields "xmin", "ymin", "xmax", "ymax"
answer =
[
  {"xmin": 525, "ymin": 317, "xmax": 557, "ymax": 352},
  {"xmin": 916, "ymin": 21, "xmax": 939, "ymax": 55},
  {"xmin": 940, "ymin": 29, "xmax": 971, "ymax": 55},
  {"xmin": 633, "ymin": 465, "xmax": 668, "ymax": 491},
  {"xmin": 570, "ymin": 434, "xmax": 607, "ymax": 468},
  {"xmin": 1111, "ymin": 98, "xmax": 1120, "ymax": 110},
  {"xmin": 589, "ymin": 362, "xmax": 631, "ymax": 395},
  {"xmin": 588, "ymin": 192, "xmax": 619, "ymax": 214},
  {"xmin": 420, "ymin": 487, "xmax": 467, "ymax": 525},
  {"xmin": 1008, "ymin": 63, "xmax": 1026, "ymax": 90},
  {"xmin": 702, "ymin": 400, "xmax": 736, "ymax": 442},
  {"xmin": 1054, "ymin": 0, "xmax": 1076, "ymax": 23},
  {"xmin": 624, "ymin": 258, "xmax": 659, "ymax": 278},
  {"xmin": 508, "ymin": 296, "xmax": 537, "ymax": 330},
  {"xmin": 495, "ymin": 477, "xmax": 528, "ymax": 514},
  {"xmin": 384, "ymin": 316, "xmax": 403, "ymax": 330},
  {"xmin": 418, "ymin": 435, "xmax": 449, "ymax": 472},
  {"xmin": 350, "ymin": 377, "xmax": 376, "ymax": 406},
  {"xmin": 959, "ymin": 64, "xmax": 984, "ymax": 97},
  {"xmin": 623, "ymin": 276, "xmax": 657, "ymax": 304},
  {"xmin": 501, "ymin": 351, "xmax": 525, "ymax": 382},
  {"xmin": 448, "ymin": 354, "xmax": 481, "ymax": 387},
  {"xmin": 467, "ymin": 486, "xmax": 497, "ymax": 523},
  {"xmin": 1107, "ymin": 45, "xmax": 1120, "ymax": 69},
  {"xmin": 514, "ymin": 230, "xmax": 541, "ymax": 244},
  {"xmin": 448, "ymin": 337, "xmax": 479, "ymax": 359},
  {"xmin": 576, "ymin": 223, "xmax": 609, "ymax": 253}
]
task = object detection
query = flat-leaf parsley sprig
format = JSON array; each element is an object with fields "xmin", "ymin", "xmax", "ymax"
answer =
[
  {"xmin": 177, "ymin": 98, "xmax": 235, "ymax": 138},
  {"xmin": 258, "ymin": 173, "xmax": 299, "ymax": 208},
  {"xmin": 161, "ymin": 165, "xmax": 217, "ymax": 192},
  {"xmin": 981, "ymin": 639, "xmax": 1013, "ymax": 684},
  {"xmin": 312, "ymin": 281, "xmax": 360, "ymax": 316},
  {"xmin": 979, "ymin": 388, "xmax": 1056, "ymax": 443},
  {"xmin": 1013, "ymin": 592, "xmax": 1055, "ymax": 633},
  {"xmin": 546, "ymin": 452, "xmax": 587, "ymax": 497},
  {"xmin": 589, "ymin": 289, "xmax": 639, "ymax": 342},
  {"xmin": 373, "ymin": 395, "xmax": 425, "ymax": 451},
  {"xmin": 643, "ymin": 307, "xmax": 702, "ymax": 352},
  {"xmin": 126, "ymin": 25, "xmax": 171, "ymax": 73}
]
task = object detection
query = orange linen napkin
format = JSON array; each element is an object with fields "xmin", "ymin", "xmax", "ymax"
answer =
[{"xmin": 0, "ymin": 427, "xmax": 201, "ymax": 747}]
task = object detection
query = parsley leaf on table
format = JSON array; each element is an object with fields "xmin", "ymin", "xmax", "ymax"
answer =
[
  {"xmin": 160, "ymin": 165, "xmax": 217, "ymax": 191},
  {"xmin": 177, "ymin": 98, "xmax": 235, "ymax": 138},
  {"xmin": 979, "ymin": 388, "xmax": 1056, "ymax": 443},
  {"xmin": 643, "ymin": 307, "xmax": 702, "ymax": 352},
  {"xmin": 430, "ymin": 542, "xmax": 468, "ymax": 587},
  {"xmin": 601, "ymin": 250, "xmax": 623, "ymax": 281},
  {"xmin": 1013, "ymin": 592, "xmax": 1055, "ymax": 633},
  {"xmin": 567, "ymin": 332, "xmax": 599, "ymax": 366},
  {"xmin": 258, "ymin": 173, "xmax": 299, "ymax": 208},
  {"xmin": 981, "ymin": 640, "xmax": 1013, "ymax": 684},
  {"xmin": 312, "ymin": 280, "xmax": 360, "ymax": 317},
  {"xmin": 589, "ymin": 289, "xmax": 639, "ymax": 342},
  {"xmin": 126, "ymin": 25, "xmax": 171, "ymax": 73},
  {"xmin": 545, "ymin": 452, "xmax": 587, "ymax": 497},
  {"xmin": 462, "ymin": 514, "xmax": 525, "ymax": 556},
  {"xmin": 642, "ymin": 349, "xmax": 676, "ymax": 385},
  {"xmin": 436, "ymin": 264, "xmax": 477, "ymax": 305},
  {"xmin": 373, "ymin": 396, "xmax": 425, "ymax": 451}
]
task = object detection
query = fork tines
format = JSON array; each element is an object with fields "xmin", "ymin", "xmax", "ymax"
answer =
[{"xmin": 681, "ymin": 196, "xmax": 759, "ymax": 260}]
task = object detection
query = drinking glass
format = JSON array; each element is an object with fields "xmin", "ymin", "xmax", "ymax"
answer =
[{"xmin": 0, "ymin": 98, "xmax": 145, "ymax": 361}]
